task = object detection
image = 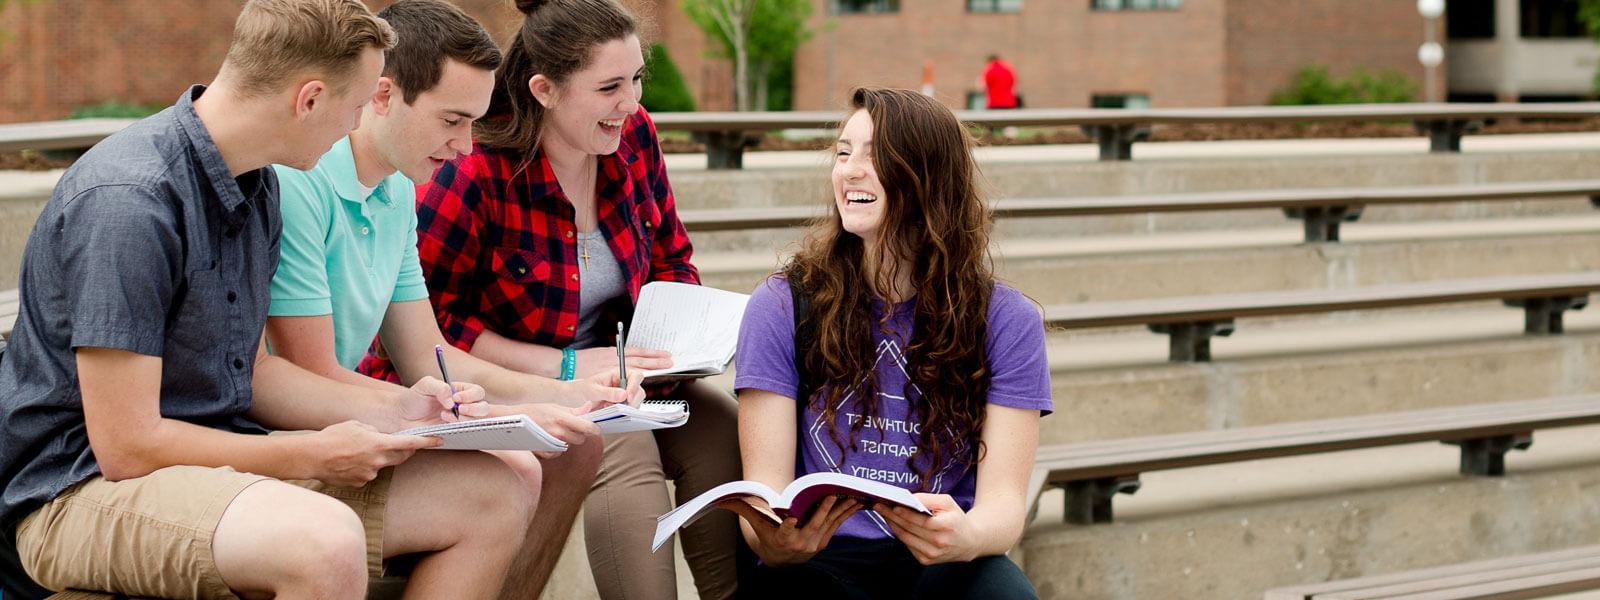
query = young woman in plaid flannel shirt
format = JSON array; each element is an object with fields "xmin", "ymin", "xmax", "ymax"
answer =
[{"xmin": 360, "ymin": 0, "xmax": 743, "ymax": 597}]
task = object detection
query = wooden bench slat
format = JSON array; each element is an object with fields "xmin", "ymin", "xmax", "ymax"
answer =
[
  {"xmin": 650, "ymin": 103, "xmax": 1600, "ymax": 132},
  {"xmin": 1039, "ymin": 396, "xmax": 1600, "ymax": 482},
  {"xmin": 1042, "ymin": 272, "xmax": 1600, "ymax": 329},
  {"xmin": 1263, "ymin": 545, "xmax": 1600, "ymax": 599},
  {"xmin": 1353, "ymin": 567, "xmax": 1600, "ymax": 600},
  {"xmin": 1316, "ymin": 557, "xmax": 1600, "ymax": 599},
  {"xmin": 1040, "ymin": 395, "xmax": 1599, "ymax": 460}
]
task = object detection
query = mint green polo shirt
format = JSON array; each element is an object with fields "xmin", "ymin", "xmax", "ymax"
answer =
[{"xmin": 269, "ymin": 137, "xmax": 430, "ymax": 370}]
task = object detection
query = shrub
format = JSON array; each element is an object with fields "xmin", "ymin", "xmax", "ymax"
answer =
[
  {"xmin": 641, "ymin": 43, "xmax": 696, "ymax": 113},
  {"xmin": 1269, "ymin": 65, "xmax": 1417, "ymax": 105}
]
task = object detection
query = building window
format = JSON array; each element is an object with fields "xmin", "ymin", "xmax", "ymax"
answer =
[
  {"xmin": 1091, "ymin": 0, "xmax": 1181, "ymax": 11},
  {"xmin": 1092, "ymin": 93, "xmax": 1150, "ymax": 109},
  {"xmin": 1521, "ymin": 0, "xmax": 1586, "ymax": 38},
  {"xmin": 1447, "ymin": 0, "xmax": 1495, "ymax": 40},
  {"xmin": 968, "ymin": 0, "xmax": 1022, "ymax": 13},
  {"xmin": 831, "ymin": 0, "xmax": 899, "ymax": 14}
]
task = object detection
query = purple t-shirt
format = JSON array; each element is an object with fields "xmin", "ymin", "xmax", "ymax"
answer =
[{"xmin": 734, "ymin": 276, "xmax": 1052, "ymax": 540}]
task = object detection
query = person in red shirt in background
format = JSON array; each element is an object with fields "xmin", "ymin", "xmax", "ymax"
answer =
[{"xmin": 982, "ymin": 55, "xmax": 1019, "ymax": 109}]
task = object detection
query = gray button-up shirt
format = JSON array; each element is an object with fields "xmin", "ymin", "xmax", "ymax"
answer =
[{"xmin": 0, "ymin": 85, "xmax": 281, "ymax": 526}]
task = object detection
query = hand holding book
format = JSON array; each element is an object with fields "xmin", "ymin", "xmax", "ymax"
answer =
[{"xmin": 652, "ymin": 472, "xmax": 931, "ymax": 552}]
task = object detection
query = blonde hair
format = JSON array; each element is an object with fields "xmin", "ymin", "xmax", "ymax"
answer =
[{"xmin": 221, "ymin": 0, "xmax": 396, "ymax": 98}]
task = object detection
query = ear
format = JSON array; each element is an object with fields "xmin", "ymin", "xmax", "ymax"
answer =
[
  {"xmin": 528, "ymin": 74, "xmax": 558, "ymax": 109},
  {"xmin": 372, "ymin": 76, "xmax": 396, "ymax": 117},
  {"xmin": 294, "ymin": 79, "xmax": 328, "ymax": 121}
]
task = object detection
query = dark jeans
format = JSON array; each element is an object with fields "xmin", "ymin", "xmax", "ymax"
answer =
[
  {"xmin": 1, "ymin": 521, "xmax": 52, "ymax": 600},
  {"xmin": 739, "ymin": 537, "xmax": 1038, "ymax": 600}
]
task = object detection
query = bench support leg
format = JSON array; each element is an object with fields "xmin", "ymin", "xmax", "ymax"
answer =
[
  {"xmin": 1504, "ymin": 295, "xmax": 1589, "ymax": 335},
  {"xmin": 1082, "ymin": 124, "xmax": 1151, "ymax": 161},
  {"xmin": 1446, "ymin": 433, "xmax": 1533, "ymax": 476},
  {"xmin": 1149, "ymin": 320, "xmax": 1235, "ymax": 362},
  {"xmin": 1284, "ymin": 205, "xmax": 1365, "ymax": 243},
  {"xmin": 695, "ymin": 131, "xmax": 756, "ymax": 170},
  {"xmin": 1061, "ymin": 476, "xmax": 1142, "ymax": 525},
  {"xmin": 1412, "ymin": 119, "xmax": 1482, "ymax": 153}
]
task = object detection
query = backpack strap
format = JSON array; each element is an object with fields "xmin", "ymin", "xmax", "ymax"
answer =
[{"xmin": 788, "ymin": 273, "xmax": 817, "ymax": 407}]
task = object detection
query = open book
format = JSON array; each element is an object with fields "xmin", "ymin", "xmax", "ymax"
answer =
[
  {"xmin": 396, "ymin": 415, "xmax": 567, "ymax": 452},
  {"xmin": 626, "ymin": 282, "xmax": 750, "ymax": 384},
  {"xmin": 587, "ymin": 400, "xmax": 690, "ymax": 434},
  {"xmin": 651, "ymin": 472, "xmax": 932, "ymax": 552}
]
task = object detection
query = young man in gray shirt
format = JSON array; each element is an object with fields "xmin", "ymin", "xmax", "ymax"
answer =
[{"xmin": 0, "ymin": 1, "xmax": 541, "ymax": 598}]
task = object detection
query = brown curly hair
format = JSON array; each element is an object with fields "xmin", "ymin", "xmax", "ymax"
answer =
[{"xmin": 786, "ymin": 87, "xmax": 995, "ymax": 490}]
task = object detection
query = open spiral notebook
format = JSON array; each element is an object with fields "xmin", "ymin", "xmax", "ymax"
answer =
[{"xmin": 396, "ymin": 415, "xmax": 568, "ymax": 452}]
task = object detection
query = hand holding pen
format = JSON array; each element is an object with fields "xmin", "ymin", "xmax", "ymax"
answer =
[{"xmin": 436, "ymin": 344, "xmax": 459, "ymax": 420}]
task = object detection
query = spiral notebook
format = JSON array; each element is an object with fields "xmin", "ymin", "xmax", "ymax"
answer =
[
  {"xmin": 586, "ymin": 400, "xmax": 690, "ymax": 434},
  {"xmin": 396, "ymin": 415, "xmax": 568, "ymax": 452}
]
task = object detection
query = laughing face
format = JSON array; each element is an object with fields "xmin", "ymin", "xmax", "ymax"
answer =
[
  {"xmin": 531, "ymin": 34, "xmax": 645, "ymax": 159},
  {"xmin": 833, "ymin": 109, "xmax": 887, "ymax": 245}
]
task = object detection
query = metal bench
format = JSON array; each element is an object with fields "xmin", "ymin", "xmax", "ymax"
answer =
[
  {"xmin": 678, "ymin": 179, "xmax": 1600, "ymax": 243},
  {"xmin": 1262, "ymin": 543, "xmax": 1600, "ymax": 599},
  {"xmin": 1029, "ymin": 395, "xmax": 1600, "ymax": 525},
  {"xmin": 1044, "ymin": 272, "xmax": 1600, "ymax": 362},
  {"xmin": 653, "ymin": 102, "xmax": 1600, "ymax": 168},
  {"xmin": 0, "ymin": 119, "xmax": 136, "ymax": 154}
]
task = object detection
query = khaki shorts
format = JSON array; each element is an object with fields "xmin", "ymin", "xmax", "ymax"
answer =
[{"xmin": 15, "ymin": 464, "xmax": 392, "ymax": 599}]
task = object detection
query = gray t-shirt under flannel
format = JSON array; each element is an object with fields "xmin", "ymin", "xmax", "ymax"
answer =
[{"xmin": 0, "ymin": 85, "xmax": 280, "ymax": 526}]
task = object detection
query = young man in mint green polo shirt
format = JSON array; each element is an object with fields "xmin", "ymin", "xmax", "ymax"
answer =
[{"xmin": 263, "ymin": 2, "xmax": 646, "ymax": 596}]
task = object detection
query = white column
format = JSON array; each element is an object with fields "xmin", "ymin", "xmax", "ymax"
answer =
[{"xmin": 1495, "ymin": 0, "xmax": 1520, "ymax": 101}]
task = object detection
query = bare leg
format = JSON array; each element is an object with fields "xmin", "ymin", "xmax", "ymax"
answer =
[
  {"xmin": 498, "ymin": 437, "xmax": 604, "ymax": 600},
  {"xmin": 213, "ymin": 481, "xmax": 372, "ymax": 600},
  {"xmin": 384, "ymin": 451, "xmax": 537, "ymax": 600}
]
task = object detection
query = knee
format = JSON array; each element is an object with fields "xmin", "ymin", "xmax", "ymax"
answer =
[
  {"xmin": 276, "ymin": 503, "xmax": 368, "ymax": 594},
  {"xmin": 460, "ymin": 458, "xmax": 537, "ymax": 540},
  {"xmin": 545, "ymin": 438, "xmax": 603, "ymax": 489}
]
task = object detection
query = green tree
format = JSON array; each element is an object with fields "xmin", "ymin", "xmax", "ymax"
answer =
[
  {"xmin": 683, "ymin": 0, "xmax": 812, "ymax": 111},
  {"xmin": 1269, "ymin": 65, "xmax": 1416, "ymax": 105},
  {"xmin": 640, "ymin": 43, "xmax": 697, "ymax": 112},
  {"xmin": 1578, "ymin": 0, "xmax": 1600, "ymax": 93}
]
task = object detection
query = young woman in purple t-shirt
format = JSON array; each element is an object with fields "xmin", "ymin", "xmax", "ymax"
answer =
[{"xmin": 729, "ymin": 88, "xmax": 1053, "ymax": 599}]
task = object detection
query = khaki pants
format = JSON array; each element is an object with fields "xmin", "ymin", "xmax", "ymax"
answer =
[
  {"xmin": 16, "ymin": 464, "xmax": 391, "ymax": 600},
  {"xmin": 584, "ymin": 380, "xmax": 742, "ymax": 600}
]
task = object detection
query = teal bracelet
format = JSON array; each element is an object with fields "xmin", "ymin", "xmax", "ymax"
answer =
[{"xmin": 560, "ymin": 347, "xmax": 577, "ymax": 381}]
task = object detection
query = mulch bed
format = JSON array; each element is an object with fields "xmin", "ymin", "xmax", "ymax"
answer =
[{"xmin": 6, "ymin": 118, "xmax": 1598, "ymax": 171}]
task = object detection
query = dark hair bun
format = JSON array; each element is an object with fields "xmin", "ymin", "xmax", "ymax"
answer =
[{"xmin": 515, "ymin": 0, "xmax": 550, "ymax": 14}]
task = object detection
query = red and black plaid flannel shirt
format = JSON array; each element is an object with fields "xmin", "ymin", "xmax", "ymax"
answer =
[{"xmin": 358, "ymin": 107, "xmax": 698, "ymax": 380}]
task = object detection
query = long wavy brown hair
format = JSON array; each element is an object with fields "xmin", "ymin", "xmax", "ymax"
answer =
[{"xmin": 786, "ymin": 87, "xmax": 995, "ymax": 490}]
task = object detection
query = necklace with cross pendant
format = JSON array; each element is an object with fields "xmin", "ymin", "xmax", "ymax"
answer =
[{"xmin": 579, "ymin": 241, "xmax": 592, "ymax": 270}]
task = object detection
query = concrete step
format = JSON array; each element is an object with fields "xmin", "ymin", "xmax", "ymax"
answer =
[
  {"xmin": 667, "ymin": 148, "xmax": 1600, "ymax": 211},
  {"xmin": 1019, "ymin": 423, "xmax": 1600, "ymax": 599},
  {"xmin": 695, "ymin": 216, "xmax": 1600, "ymax": 304},
  {"xmin": 1041, "ymin": 305, "xmax": 1600, "ymax": 445}
]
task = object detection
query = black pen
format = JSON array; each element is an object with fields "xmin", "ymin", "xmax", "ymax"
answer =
[{"xmin": 435, "ymin": 345, "xmax": 458, "ymax": 419}]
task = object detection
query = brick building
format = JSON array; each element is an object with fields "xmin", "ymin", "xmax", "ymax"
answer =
[
  {"xmin": 0, "ymin": 0, "xmax": 727, "ymax": 122},
  {"xmin": 0, "ymin": 0, "xmax": 1593, "ymax": 123}
]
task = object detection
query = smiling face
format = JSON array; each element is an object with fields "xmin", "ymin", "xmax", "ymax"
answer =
[
  {"xmin": 371, "ymin": 59, "xmax": 496, "ymax": 183},
  {"xmin": 531, "ymin": 34, "xmax": 645, "ymax": 160},
  {"xmin": 832, "ymin": 109, "xmax": 888, "ymax": 245}
]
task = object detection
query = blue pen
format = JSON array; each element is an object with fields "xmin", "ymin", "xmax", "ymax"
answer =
[{"xmin": 435, "ymin": 345, "xmax": 459, "ymax": 419}]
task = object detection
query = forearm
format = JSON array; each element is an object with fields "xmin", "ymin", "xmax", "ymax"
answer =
[
  {"xmin": 99, "ymin": 417, "xmax": 311, "ymax": 482},
  {"xmin": 444, "ymin": 343, "xmax": 574, "ymax": 407},
  {"xmin": 964, "ymin": 499, "xmax": 1028, "ymax": 556},
  {"xmin": 249, "ymin": 354, "xmax": 403, "ymax": 432},
  {"xmin": 467, "ymin": 328, "xmax": 564, "ymax": 379}
]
